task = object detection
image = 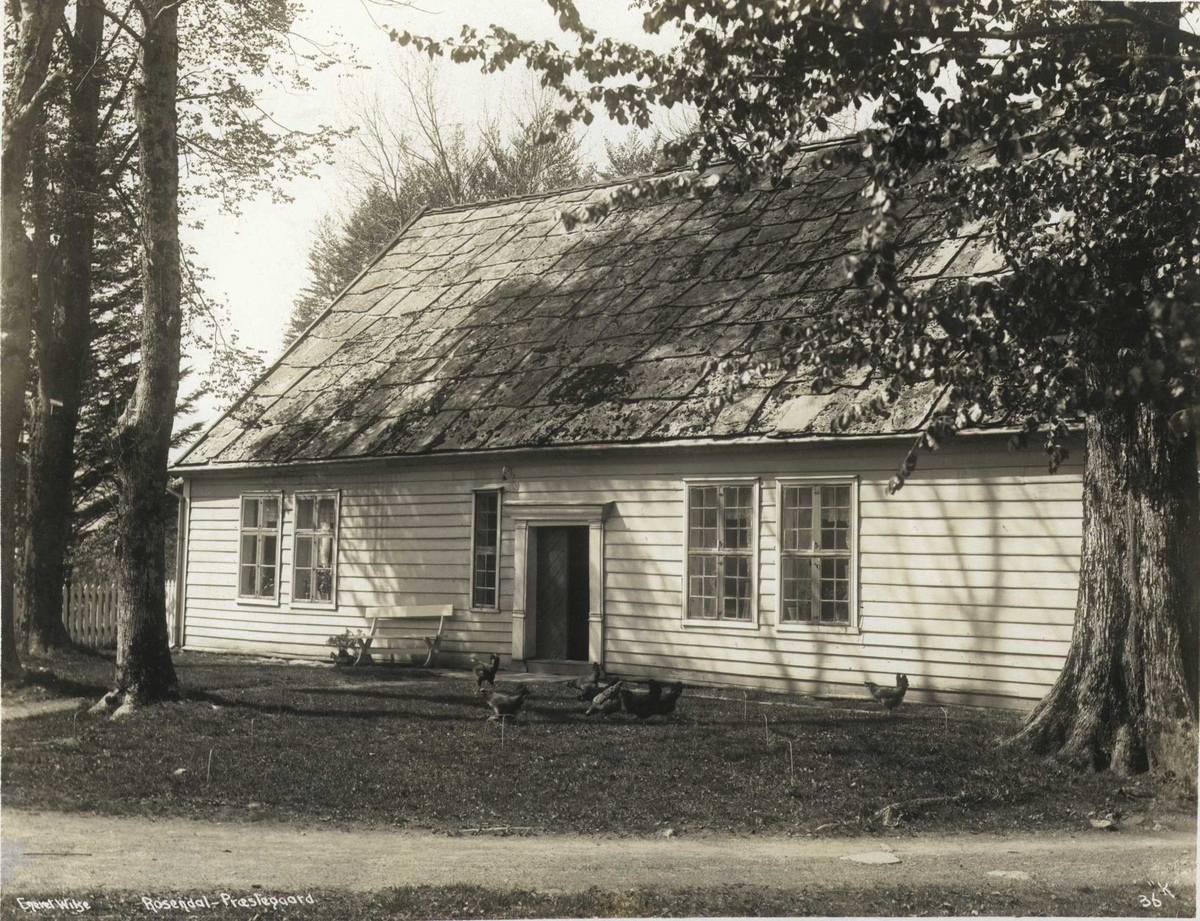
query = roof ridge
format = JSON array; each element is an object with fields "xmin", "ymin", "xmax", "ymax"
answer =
[{"xmin": 420, "ymin": 134, "xmax": 860, "ymax": 218}]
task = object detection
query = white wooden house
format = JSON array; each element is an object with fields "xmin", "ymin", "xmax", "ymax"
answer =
[{"xmin": 171, "ymin": 140, "xmax": 1086, "ymax": 709}]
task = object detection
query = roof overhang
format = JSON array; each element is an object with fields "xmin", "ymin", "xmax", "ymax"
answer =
[{"xmin": 169, "ymin": 423, "xmax": 1075, "ymax": 478}]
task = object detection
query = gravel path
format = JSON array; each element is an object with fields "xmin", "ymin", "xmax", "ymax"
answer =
[
  {"xmin": 1, "ymin": 698, "xmax": 87, "ymax": 722},
  {"xmin": 2, "ymin": 809, "xmax": 1194, "ymax": 896}
]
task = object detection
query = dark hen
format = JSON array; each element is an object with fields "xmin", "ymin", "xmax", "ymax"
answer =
[
  {"xmin": 479, "ymin": 684, "xmax": 530, "ymax": 720},
  {"xmin": 864, "ymin": 673, "xmax": 909, "ymax": 713},
  {"xmin": 620, "ymin": 679, "xmax": 664, "ymax": 719},
  {"xmin": 652, "ymin": 681, "xmax": 684, "ymax": 716},
  {"xmin": 472, "ymin": 653, "xmax": 501, "ymax": 688}
]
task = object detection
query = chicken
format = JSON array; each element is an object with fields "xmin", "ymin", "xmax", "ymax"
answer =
[
  {"xmin": 864, "ymin": 673, "xmax": 909, "ymax": 714},
  {"xmin": 652, "ymin": 681, "xmax": 684, "ymax": 716},
  {"xmin": 567, "ymin": 662, "xmax": 605, "ymax": 701},
  {"xmin": 472, "ymin": 652, "xmax": 501, "ymax": 688},
  {"xmin": 584, "ymin": 680, "xmax": 624, "ymax": 716},
  {"xmin": 479, "ymin": 684, "xmax": 530, "ymax": 720},
  {"xmin": 620, "ymin": 679, "xmax": 664, "ymax": 719}
]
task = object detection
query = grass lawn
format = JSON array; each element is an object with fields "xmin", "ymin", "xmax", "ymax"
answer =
[
  {"xmin": 2, "ymin": 883, "xmax": 1195, "ymax": 921},
  {"xmin": 2, "ymin": 650, "xmax": 1193, "ymax": 836}
]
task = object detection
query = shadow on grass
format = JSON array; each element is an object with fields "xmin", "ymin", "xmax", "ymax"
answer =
[{"xmin": 2, "ymin": 648, "xmax": 115, "ymax": 701}]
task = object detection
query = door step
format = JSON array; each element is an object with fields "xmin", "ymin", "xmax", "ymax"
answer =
[{"xmin": 523, "ymin": 658, "xmax": 592, "ymax": 677}]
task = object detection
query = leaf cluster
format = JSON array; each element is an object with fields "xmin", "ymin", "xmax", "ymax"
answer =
[{"xmin": 393, "ymin": 0, "xmax": 1200, "ymax": 486}]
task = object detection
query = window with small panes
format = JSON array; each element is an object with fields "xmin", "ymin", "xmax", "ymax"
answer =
[
  {"xmin": 238, "ymin": 494, "xmax": 281, "ymax": 600},
  {"xmin": 778, "ymin": 481, "xmax": 856, "ymax": 625},
  {"xmin": 293, "ymin": 493, "xmax": 339, "ymax": 605},
  {"xmin": 685, "ymin": 483, "xmax": 756, "ymax": 622},
  {"xmin": 472, "ymin": 491, "xmax": 500, "ymax": 609}
]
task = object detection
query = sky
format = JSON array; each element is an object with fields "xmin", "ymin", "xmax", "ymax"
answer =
[{"xmin": 180, "ymin": 0, "xmax": 675, "ymax": 433}]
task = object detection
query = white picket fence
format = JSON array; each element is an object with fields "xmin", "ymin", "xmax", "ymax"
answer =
[{"xmin": 59, "ymin": 578, "xmax": 178, "ymax": 648}]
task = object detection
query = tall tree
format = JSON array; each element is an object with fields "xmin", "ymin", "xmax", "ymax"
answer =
[
  {"xmin": 20, "ymin": 0, "xmax": 105, "ymax": 653},
  {"xmin": 399, "ymin": 0, "xmax": 1200, "ymax": 778},
  {"xmin": 2, "ymin": 0, "xmax": 70, "ymax": 678},
  {"xmin": 14, "ymin": 0, "xmax": 338, "ymax": 683},
  {"xmin": 104, "ymin": 0, "xmax": 183, "ymax": 709},
  {"xmin": 286, "ymin": 61, "xmax": 592, "ymax": 344}
]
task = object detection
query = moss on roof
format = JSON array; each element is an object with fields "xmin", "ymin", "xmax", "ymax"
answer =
[{"xmin": 177, "ymin": 145, "xmax": 1003, "ymax": 469}]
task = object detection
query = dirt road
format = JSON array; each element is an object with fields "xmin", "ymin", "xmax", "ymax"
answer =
[{"xmin": 2, "ymin": 809, "xmax": 1194, "ymax": 896}]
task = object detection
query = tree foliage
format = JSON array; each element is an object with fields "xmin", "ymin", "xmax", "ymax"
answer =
[
  {"xmin": 286, "ymin": 60, "xmax": 594, "ymax": 344},
  {"xmin": 395, "ymin": 1, "xmax": 1198, "ymax": 466},
  {"xmin": 394, "ymin": 0, "xmax": 1200, "ymax": 777}
]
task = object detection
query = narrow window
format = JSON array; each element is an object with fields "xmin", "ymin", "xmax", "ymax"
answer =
[
  {"xmin": 687, "ymin": 483, "xmax": 755, "ymax": 622},
  {"xmin": 294, "ymin": 493, "xmax": 339, "ymax": 604},
  {"xmin": 779, "ymin": 483, "xmax": 853, "ymax": 624},
  {"xmin": 238, "ymin": 494, "xmax": 280, "ymax": 600},
  {"xmin": 472, "ymin": 490, "xmax": 500, "ymax": 609}
]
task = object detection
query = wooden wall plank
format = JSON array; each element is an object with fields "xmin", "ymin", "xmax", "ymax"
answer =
[{"xmin": 182, "ymin": 436, "xmax": 1086, "ymax": 706}]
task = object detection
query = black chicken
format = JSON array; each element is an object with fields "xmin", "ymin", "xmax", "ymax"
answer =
[
  {"xmin": 472, "ymin": 653, "xmax": 501, "ymax": 688},
  {"xmin": 480, "ymin": 684, "xmax": 530, "ymax": 721},
  {"xmin": 652, "ymin": 681, "xmax": 685, "ymax": 716},
  {"xmin": 620, "ymin": 679, "xmax": 664, "ymax": 719},
  {"xmin": 864, "ymin": 673, "xmax": 909, "ymax": 714}
]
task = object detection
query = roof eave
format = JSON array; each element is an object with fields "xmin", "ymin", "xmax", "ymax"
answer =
[{"xmin": 169, "ymin": 422, "xmax": 1079, "ymax": 477}]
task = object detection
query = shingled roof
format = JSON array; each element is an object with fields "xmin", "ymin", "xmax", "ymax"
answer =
[{"xmin": 176, "ymin": 140, "xmax": 1005, "ymax": 469}]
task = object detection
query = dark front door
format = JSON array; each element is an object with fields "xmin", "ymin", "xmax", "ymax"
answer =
[{"xmin": 534, "ymin": 526, "xmax": 590, "ymax": 660}]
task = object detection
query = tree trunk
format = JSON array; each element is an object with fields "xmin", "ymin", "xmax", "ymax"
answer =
[
  {"xmin": 2, "ymin": 0, "xmax": 70, "ymax": 679},
  {"xmin": 21, "ymin": 0, "xmax": 105, "ymax": 655},
  {"xmin": 109, "ymin": 0, "xmax": 181, "ymax": 704},
  {"xmin": 1017, "ymin": 399, "xmax": 1200, "ymax": 782}
]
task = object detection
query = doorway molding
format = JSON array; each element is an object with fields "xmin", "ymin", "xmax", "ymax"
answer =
[{"xmin": 507, "ymin": 501, "xmax": 613, "ymax": 666}]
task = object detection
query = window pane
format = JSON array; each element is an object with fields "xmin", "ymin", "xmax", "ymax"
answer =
[
  {"xmin": 295, "ymin": 535, "xmax": 312, "ymax": 569},
  {"xmin": 296, "ymin": 497, "xmax": 314, "ymax": 531},
  {"xmin": 688, "ymin": 487, "xmax": 718, "ymax": 550},
  {"xmin": 315, "ymin": 569, "xmax": 333, "ymax": 602},
  {"xmin": 723, "ymin": 485, "xmax": 752, "ymax": 550},
  {"xmin": 241, "ymin": 534, "xmax": 258, "ymax": 565},
  {"xmin": 820, "ymin": 485, "xmax": 851, "ymax": 551},
  {"xmin": 317, "ymin": 497, "xmax": 336, "ymax": 531},
  {"xmin": 781, "ymin": 556, "xmax": 812, "ymax": 622},
  {"xmin": 474, "ymin": 548, "xmax": 496, "ymax": 608},
  {"xmin": 295, "ymin": 569, "xmax": 312, "ymax": 601},
  {"xmin": 723, "ymin": 555, "xmax": 752, "ymax": 620},
  {"xmin": 260, "ymin": 566, "xmax": 275, "ymax": 597},
  {"xmin": 317, "ymin": 536, "xmax": 334, "ymax": 568},
  {"xmin": 241, "ymin": 565, "xmax": 257, "ymax": 596},
  {"xmin": 819, "ymin": 556, "xmax": 850, "ymax": 622},
  {"xmin": 474, "ymin": 492, "xmax": 498, "ymax": 549},
  {"xmin": 782, "ymin": 486, "xmax": 813, "ymax": 552},
  {"xmin": 688, "ymin": 554, "xmax": 718, "ymax": 619},
  {"xmin": 473, "ymin": 554, "xmax": 496, "ymax": 607},
  {"xmin": 262, "ymin": 534, "xmax": 277, "ymax": 563},
  {"xmin": 242, "ymin": 498, "xmax": 259, "ymax": 528},
  {"xmin": 474, "ymin": 586, "xmax": 495, "ymax": 608},
  {"xmin": 262, "ymin": 497, "xmax": 279, "ymax": 528}
]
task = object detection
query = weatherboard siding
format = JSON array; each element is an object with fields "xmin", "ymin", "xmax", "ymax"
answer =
[{"xmin": 181, "ymin": 437, "xmax": 1082, "ymax": 708}]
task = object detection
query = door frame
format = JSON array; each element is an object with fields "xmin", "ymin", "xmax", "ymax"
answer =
[{"xmin": 508, "ymin": 501, "xmax": 613, "ymax": 665}]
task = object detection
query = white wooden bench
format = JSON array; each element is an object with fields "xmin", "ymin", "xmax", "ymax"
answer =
[{"xmin": 357, "ymin": 605, "xmax": 454, "ymax": 666}]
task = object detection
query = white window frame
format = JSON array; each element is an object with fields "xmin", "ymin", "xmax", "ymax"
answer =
[
  {"xmin": 236, "ymin": 491, "xmax": 283, "ymax": 606},
  {"xmin": 469, "ymin": 487, "xmax": 503, "ymax": 612},
  {"xmin": 681, "ymin": 477, "xmax": 761, "ymax": 630},
  {"xmin": 775, "ymin": 475, "xmax": 860, "ymax": 634},
  {"xmin": 290, "ymin": 489, "xmax": 341, "ymax": 610}
]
